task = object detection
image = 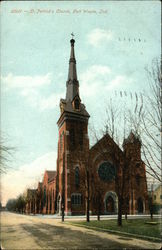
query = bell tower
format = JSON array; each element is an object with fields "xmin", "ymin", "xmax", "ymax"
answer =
[{"xmin": 57, "ymin": 36, "xmax": 90, "ymax": 215}]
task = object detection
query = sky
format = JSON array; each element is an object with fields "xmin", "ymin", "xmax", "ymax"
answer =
[{"xmin": 1, "ymin": 1, "xmax": 161, "ymax": 205}]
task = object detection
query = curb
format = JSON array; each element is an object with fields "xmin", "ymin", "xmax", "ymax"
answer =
[{"xmin": 66, "ymin": 222, "xmax": 161, "ymax": 243}]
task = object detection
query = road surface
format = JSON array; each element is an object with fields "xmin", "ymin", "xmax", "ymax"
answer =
[{"xmin": 0, "ymin": 212, "xmax": 160, "ymax": 249}]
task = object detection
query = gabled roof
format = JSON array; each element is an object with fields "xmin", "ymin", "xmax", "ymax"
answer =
[
  {"xmin": 90, "ymin": 133, "xmax": 123, "ymax": 155},
  {"xmin": 45, "ymin": 170, "xmax": 57, "ymax": 182}
]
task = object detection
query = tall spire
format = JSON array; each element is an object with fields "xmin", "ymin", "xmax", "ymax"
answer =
[{"xmin": 66, "ymin": 36, "xmax": 79, "ymax": 101}]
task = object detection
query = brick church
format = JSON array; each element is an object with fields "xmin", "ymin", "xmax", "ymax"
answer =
[{"xmin": 25, "ymin": 38, "xmax": 148, "ymax": 216}]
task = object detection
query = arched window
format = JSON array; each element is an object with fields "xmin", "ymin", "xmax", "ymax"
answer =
[
  {"xmin": 98, "ymin": 162, "xmax": 116, "ymax": 182},
  {"xmin": 74, "ymin": 99, "xmax": 80, "ymax": 110},
  {"xmin": 75, "ymin": 167, "xmax": 80, "ymax": 188}
]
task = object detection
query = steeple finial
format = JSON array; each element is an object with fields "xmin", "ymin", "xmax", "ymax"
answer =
[
  {"xmin": 71, "ymin": 32, "xmax": 74, "ymax": 39},
  {"xmin": 70, "ymin": 33, "xmax": 75, "ymax": 47}
]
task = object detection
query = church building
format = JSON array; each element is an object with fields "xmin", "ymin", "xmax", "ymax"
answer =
[{"xmin": 25, "ymin": 37, "xmax": 148, "ymax": 216}]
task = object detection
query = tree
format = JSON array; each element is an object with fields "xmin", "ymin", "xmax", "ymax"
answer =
[
  {"xmin": 141, "ymin": 58, "xmax": 161, "ymax": 182},
  {"xmin": 0, "ymin": 136, "xmax": 15, "ymax": 174},
  {"xmin": 90, "ymin": 58, "xmax": 161, "ymax": 225},
  {"xmin": 127, "ymin": 58, "xmax": 161, "ymax": 182},
  {"xmin": 91, "ymin": 177, "xmax": 102, "ymax": 221},
  {"xmin": 6, "ymin": 194, "xmax": 27, "ymax": 213},
  {"xmin": 16, "ymin": 195, "xmax": 26, "ymax": 213},
  {"xmin": 6, "ymin": 198, "xmax": 17, "ymax": 211},
  {"xmin": 82, "ymin": 147, "xmax": 90, "ymax": 222},
  {"xmin": 91, "ymin": 97, "xmax": 145, "ymax": 226}
]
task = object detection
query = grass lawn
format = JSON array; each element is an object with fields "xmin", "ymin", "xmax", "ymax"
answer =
[{"xmin": 68, "ymin": 218, "xmax": 161, "ymax": 240}]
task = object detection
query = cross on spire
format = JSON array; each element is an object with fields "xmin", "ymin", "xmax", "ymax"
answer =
[{"xmin": 71, "ymin": 32, "xmax": 74, "ymax": 39}]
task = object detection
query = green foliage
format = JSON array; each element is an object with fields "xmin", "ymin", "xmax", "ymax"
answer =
[
  {"xmin": 6, "ymin": 195, "xmax": 26, "ymax": 213},
  {"xmin": 152, "ymin": 204, "xmax": 162, "ymax": 214},
  {"xmin": 148, "ymin": 195, "xmax": 161, "ymax": 214},
  {"xmin": 6, "ymin": 199, "xmax": 17, "ymax": 211},
  {"xmin": 69, "ymin": 218, "xmax": 161, "ymax": 240}
]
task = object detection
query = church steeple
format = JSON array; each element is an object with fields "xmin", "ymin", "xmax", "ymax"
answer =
[
  {"xmin": 57, "ymin": 35, "xmax": 90, "ymax": 126},
  {"xmin": 66, "ymin": 37, "xmax": 79, "ymax": 101}
]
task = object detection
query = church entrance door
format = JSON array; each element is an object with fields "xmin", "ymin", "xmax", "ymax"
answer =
[
  {"xmin": 106, "ymin": 196, "xmax": 115, "ymax": 213},
  {"xmin": 104, "ymin": 191, "xmax": 118, "ymax": 214}
]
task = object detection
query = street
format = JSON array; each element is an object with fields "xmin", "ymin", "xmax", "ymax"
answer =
[{"xmin": 0, "ymin": 212, "xmax": 160, "ymax": 249}]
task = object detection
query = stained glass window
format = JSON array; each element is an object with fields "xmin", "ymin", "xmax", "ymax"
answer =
[{"xmin": 98, "ymin": 162, "xmax": 116, "ymax": 182}]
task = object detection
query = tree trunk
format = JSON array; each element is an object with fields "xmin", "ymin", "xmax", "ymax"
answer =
[
  {"xmin": 97, "ymin": 194, "xmax": 101, "ymax": 221},
  {"xmin": 118, "ymin": 197, "xmax": 122, "ymax": 226},
  {"xmin": 61, "ymin": 204, "xmax": 64, "ymax": 222},
  {"xmin": 86, "ymin": 170, "xmax": 90, "ymax": 222}
]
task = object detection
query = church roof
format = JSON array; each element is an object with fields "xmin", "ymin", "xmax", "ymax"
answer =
[
  {"xmin": 60, "ymin": 99, "xmax": 90, "ymax": 118},
  {"xmin": 45, "ymin": 170, "xmax": 57, "ymax": 182},
  {"xmin": 90, "ymin": 133, "xmax": 123, "ymax": 156}
]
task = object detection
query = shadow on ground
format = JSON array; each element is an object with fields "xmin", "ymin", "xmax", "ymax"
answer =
[{"xmin": 21, "ymin": 222, "xmax": 137, "ymax": 249}]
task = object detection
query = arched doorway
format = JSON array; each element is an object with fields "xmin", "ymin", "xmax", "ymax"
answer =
[
  {"xmin": 104, "ymin": 191, "xmax": 118, "ymax": 214},
  {"xmin": 137, "ymin": 197, "xmax": 143, "ymax": 213}
]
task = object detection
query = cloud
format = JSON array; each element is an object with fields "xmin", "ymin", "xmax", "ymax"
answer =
[
  {"xmin": 1, "ymin": 73, "xmax": 52, "ymax": 90},
  {"xmin": 106, "ymin": 75, "xmax": 133, "ymax": 90},
  {"xmin": 39, "ymin": 93, "xmax": 64, "ymax": 111},
  {"xmin": 20, "ymin": 89, "xmax": 64, "ymax": 111},
  {"xmin": 1, "ymin": 72, "xmax": 64, "ymax": 111},
  {"xmin": 80, "ymin": 65, "xmax": 133, "ymax": 98},
  {"xmin": 87, "ymin": 28, "xmax": 113, "ymax": 47},
  {"xmin": 1, "ymin": 151, "xmax": 57, "ymax": 205},
  {"xmin": 80, "ymin": 65, "xmax": 111, "ymax": 97}
]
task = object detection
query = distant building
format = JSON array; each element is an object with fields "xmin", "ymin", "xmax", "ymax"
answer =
[
  {"xmin": 152, "ymin": 185, "xmax": 162, "ymax": 205},
  {"xmin": 25, "ymin": 38, "xmax": 148, "ymax": 215}
]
